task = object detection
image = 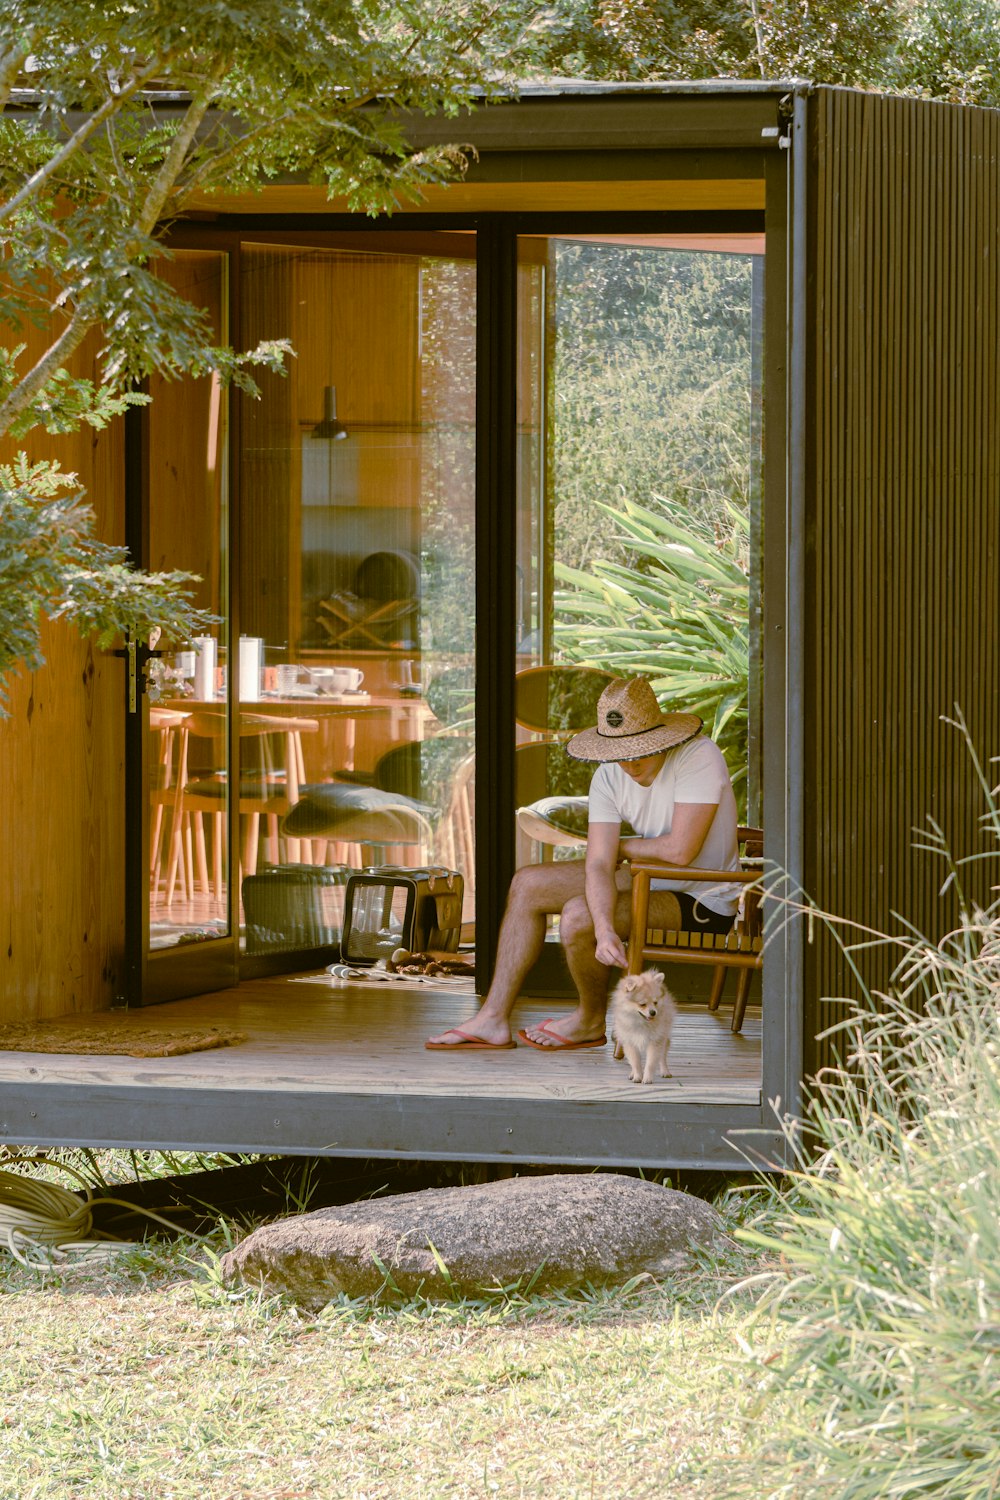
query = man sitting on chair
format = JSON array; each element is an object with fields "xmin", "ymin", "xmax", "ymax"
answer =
[{"xmin": 426, "ymin": 676, "xmax": 742, "ymax": 1052}]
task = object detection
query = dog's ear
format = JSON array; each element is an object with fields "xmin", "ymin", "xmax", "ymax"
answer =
[{"xmin": 647, "ymin": 969, "xmax": 667, "ymax": 994}]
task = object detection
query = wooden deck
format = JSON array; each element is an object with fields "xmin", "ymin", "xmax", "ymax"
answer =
[
  {"xmin": 0, "ymin": 971, "xmax": 761, "ymax": 1106},
  {"xmin": 0, "ymin": 971, "xmax": 774, "ymax": 1167}
]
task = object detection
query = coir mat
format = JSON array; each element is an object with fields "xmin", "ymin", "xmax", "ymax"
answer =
[{"xmin": 0, "ymin": 1024, "xmax": 247, "ymax": 1058}]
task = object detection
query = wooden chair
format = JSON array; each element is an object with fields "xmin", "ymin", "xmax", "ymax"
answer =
[
  {"xmin": 434, "ymin": 748, "xmax": 476, "ymax": 896},
  {"xmin": 148, "ymin": 707, "xmax": 191, "ymax": 904},
  {"xmin": 166, "ymin": 709, "xmax": 320, "ymax": 906},
  {"xmin": 514, "ymin": 664, "xmax": 615, "ymax": 855},
  {"xmin": 626, "ymin": 826, "xmax": 764, "ymax": 1034}
]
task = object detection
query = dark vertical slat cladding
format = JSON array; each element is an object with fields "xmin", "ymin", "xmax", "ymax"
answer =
[{"xmin": 804, "ymin": 89, "xmax": 1000, "ymax": 1076}]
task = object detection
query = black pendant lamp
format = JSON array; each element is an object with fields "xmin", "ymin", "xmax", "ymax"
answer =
[{"xmin": 310, "ymin": 385, "xmax": 348, "ymax": 441}]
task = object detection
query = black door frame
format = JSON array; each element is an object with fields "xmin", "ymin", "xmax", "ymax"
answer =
[{"xmin": 125, "ymin": 208, "xmax": 769, "ymax": 1006}]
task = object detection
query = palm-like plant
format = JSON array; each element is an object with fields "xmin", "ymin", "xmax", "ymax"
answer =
[{"xmin": 553, "ymin": 492, "xmax": 750, "ymax": 811}]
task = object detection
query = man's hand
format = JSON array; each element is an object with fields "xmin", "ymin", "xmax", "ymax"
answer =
[{"xmin": 594, "ymin": 928, "xmax": 628, "ymax": 969}]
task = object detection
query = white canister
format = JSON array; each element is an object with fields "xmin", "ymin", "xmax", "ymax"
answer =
[
  {"xmin": 193, "ymin": 636, "xmax": 217, "ymax": 700},
  {"xmin": 239, "ymin": 636, "xmax": 263, "ymax": 701}
]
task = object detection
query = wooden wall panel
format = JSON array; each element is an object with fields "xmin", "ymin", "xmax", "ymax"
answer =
[
  {"xmin": 0, "ymin": 329, "xmax": 126, "ymax": 1020},
  {"xmin": 803, "ymin": 89, "xmax": 1000, "ymax": 1074},
  {"xmin": 148, "ymin": 252, "xmax": 226, "ymax": 624},
  {"xmin": 239, "ymin": 245, "xmax": 421, "ymax": 650}
]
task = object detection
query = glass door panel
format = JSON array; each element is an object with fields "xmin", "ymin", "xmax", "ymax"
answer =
[
  {"xmin": 515, "ymin": 233, "xmax": 763, "ymax": 882},
  {"xmin": 238, "ymin": 235, "xmax": 476, "ymax": 963},
  {"xmin": 142, "ymin": 249, "xmax": 234, "ymax": 999}
]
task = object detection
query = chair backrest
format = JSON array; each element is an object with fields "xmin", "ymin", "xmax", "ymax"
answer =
[
  {"xmin": 434, "ymin": 749, "xmax": 476, "ymax": 890},
  {"xmin": 515, "ymin": 739, "xmax": 594, "ymax": 805},
  {"xmin": 425, "ymin": 663, "xmax": 476, "ymax": 729},
  {"xmin": 515, "ymin": 664, "xmax": 616, "ymax": 737},
  {"xmin": 735, "ymin": 826, "xmax": 764, "ymax": 937},
  {"xmin": 373, "ymin": 736, "xmax": 474, "ymax": 814},
  {"xmin": 738, "ymin": 825, "xmax": 764, "ymax": 860},
  {"xmin": 184, "ymin": 709, "xmax": 318, "ymax": 796}
]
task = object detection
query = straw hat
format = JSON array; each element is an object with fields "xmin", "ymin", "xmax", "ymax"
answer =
[{"xmin": 566, "ymin": 677, "xmax": 702, "ymax": 762}]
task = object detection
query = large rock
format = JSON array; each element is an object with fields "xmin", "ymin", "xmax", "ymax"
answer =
[{"xmin": 219, "ymin": 1172, "xmax": 725, "ymax": 1305}]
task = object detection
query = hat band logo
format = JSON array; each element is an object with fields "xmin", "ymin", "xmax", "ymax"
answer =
[
  {"xmin": 605, "ymin": 710, "xmax": 624, "ymax": 727},
  {"xmin": 596, "ymin": 721, "xmax": 665, "ymax": 740}
]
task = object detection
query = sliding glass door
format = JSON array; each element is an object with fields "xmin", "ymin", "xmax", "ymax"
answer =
[
  {"xmin": 235, "ymin": 234, "xmax": 477, "ymax": 965},
  {"xmin": 132, "ymin": 233, "xmax": 477, "ymax": 997},
  {"xmin": 137, "ymin": 249, "xmax": 236, "ymax": 1002},
  {"xmin": 514, "ymin": 233, "xmax": 763, "ymax": 945}
]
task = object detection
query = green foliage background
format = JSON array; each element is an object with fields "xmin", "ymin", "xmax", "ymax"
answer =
[{"xmin": 545, "ymin": 242, "xmax": 756, "ymax": 813}]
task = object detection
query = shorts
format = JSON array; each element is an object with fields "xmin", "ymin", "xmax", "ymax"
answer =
[{"xmin": 673, "ymin": 892, "xmax": 735, "ymax": 936}]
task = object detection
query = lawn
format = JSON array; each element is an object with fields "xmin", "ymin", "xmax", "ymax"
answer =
[{"xmin": 0, "ymin": 1187, "xmax": 777, "ymax": 1500}]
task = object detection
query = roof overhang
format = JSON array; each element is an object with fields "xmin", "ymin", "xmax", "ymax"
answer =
[{"xmin": 180, "ymin": 80, "xmax": 796, "ymax": 218}]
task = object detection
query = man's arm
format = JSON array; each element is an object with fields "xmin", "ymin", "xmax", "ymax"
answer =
[
  {"xmin": 585, "ymin": 821, "xmax": 628, "ymax": 968},
  {"xmin": 619, "ymin": 802, "xmax": 717, "ymax": 868}
]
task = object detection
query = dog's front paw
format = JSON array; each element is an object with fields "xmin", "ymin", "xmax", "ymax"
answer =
[{"xmin": 628, "ymin": 1071, "xmax": 642, "ymax": 1083}]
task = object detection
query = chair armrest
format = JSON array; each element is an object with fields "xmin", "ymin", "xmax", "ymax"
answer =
[{"xmin": 628, "ymin": 861, "xmax": 760, "ymax": 886}]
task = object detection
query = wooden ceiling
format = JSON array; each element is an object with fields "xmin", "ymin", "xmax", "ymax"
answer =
[{"xmin": 185, "ymin": 177, "xmax": 766, "ymax": 218}]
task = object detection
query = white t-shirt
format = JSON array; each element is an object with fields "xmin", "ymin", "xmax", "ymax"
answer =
[{"xmin": 588, "ymin": 737, "xmax": 741, "ymax": 916}]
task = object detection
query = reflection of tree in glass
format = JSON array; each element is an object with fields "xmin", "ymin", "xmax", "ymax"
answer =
[
  {"xmin": 418, "ymin": 258, "xmax": 477, "ymax": 656},
  {"xmin": 555, "ymin": 493, "xmax": 751, "ymax": 818},
  {"xmin": 550, "ymin": 244, "xmax": 755, "ymax": 572}
]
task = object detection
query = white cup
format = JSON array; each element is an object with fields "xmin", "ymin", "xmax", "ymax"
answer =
[
  {"xmin": 331, "ymin": 666, "xmax": 365, "ymax": 693},
  {"xmin": 307, "ymin": 667, "xmax": 338, "ymax": 693}
]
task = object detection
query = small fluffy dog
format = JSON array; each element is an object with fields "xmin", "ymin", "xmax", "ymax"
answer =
[{"xmin": 608, "ymin": 969, "xmax": 677, "ymax": 1085}]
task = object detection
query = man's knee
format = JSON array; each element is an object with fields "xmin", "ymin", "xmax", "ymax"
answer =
[
  {"xmin": 560, "ymin": 895, "xmax": 595, "ymax": 947},
  {"xmin": 508, "ymin": 862, "xmax": 558, "ymax": 909}
]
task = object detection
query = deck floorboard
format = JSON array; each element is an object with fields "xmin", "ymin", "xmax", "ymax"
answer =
[{"xmin": 0, "ymin": 972, "xmax": 761, "ymax": 1106}]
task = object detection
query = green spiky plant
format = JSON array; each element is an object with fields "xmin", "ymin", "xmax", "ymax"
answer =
[
  {"xmin": 720, "ymin": 712, "xmax": 1000, "ymax": 1498},
  {"xmin": 554, "ymin": 491, "xmax": 750, "ymax": 814}
]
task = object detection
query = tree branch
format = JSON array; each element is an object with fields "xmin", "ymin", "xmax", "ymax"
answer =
[
  {"xmin": 135, "ymin": 61, "xmax": 227, "ymax": 237},
  {"xmin": 164, "ymin": 112, "xmax": 289, "ymax": 210},
  {"xmin": 0, "ymin": 307, "xmax": 93, "ymax": 434},
  {"xmin": 0, "ymin": 51, "xmax": 174, "ymax": 226},
  {"xmin": 0, "ymin": 43, "xmax": 34, "ymax": 112}
]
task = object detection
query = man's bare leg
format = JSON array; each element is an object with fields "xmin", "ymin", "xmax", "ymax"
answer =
[
  {"xmin": 520, "ymin": 885, "xmax": 683, "ymax": 1046},
  {"xmin": 425, "ymin": 861, "xmax": 588, "ymax": 1047}
]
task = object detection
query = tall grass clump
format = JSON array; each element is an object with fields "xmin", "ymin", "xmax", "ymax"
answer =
[{"xmin": 727, "ymin": 733, "xmax": 1000, "ymax": 1498}]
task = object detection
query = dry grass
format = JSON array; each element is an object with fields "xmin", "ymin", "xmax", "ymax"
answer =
[{"xmin": 0, "ymin": 1222, "xmax": 774, "ymax": 1500}]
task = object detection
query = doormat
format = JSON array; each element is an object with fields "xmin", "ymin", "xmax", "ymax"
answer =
[
  {"xmin": 292, "ymin": 971, "xmax": 476, "ymax": 991},
  {"xmin": 0, "ymin": 1024, "xmax": 248, "ymax": 1058}
]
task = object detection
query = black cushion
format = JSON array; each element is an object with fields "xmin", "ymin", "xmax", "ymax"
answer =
[
  {"xmin": 519, "ymin": 796, "xmax": 638, "ymax": 840},
  {"xmin": 282, "ymin": 782, "xmax": 433, "ymax": 838},
  {"xmin": 524, "ymin": 795, "xmax": 590, "ymax": 839}
]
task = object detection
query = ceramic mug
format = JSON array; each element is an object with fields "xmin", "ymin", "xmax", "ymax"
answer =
[{"xmin": 331, "ymin": 666, "xmax": 365, "ymax": 693}]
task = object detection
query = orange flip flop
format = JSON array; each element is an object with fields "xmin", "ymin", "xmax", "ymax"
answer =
[
  {"xmin": 517, "ymin": 1021, "xmax": 607, "ymax": 1051},
  {"xmin": 425, "ymin": 1029, "xmax": 517, "ymax": 1051}
]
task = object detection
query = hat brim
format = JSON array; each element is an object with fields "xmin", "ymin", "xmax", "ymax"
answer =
[{"xmin": 566, "ymin": 713, "xmax": 703, "ymax": 762}]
